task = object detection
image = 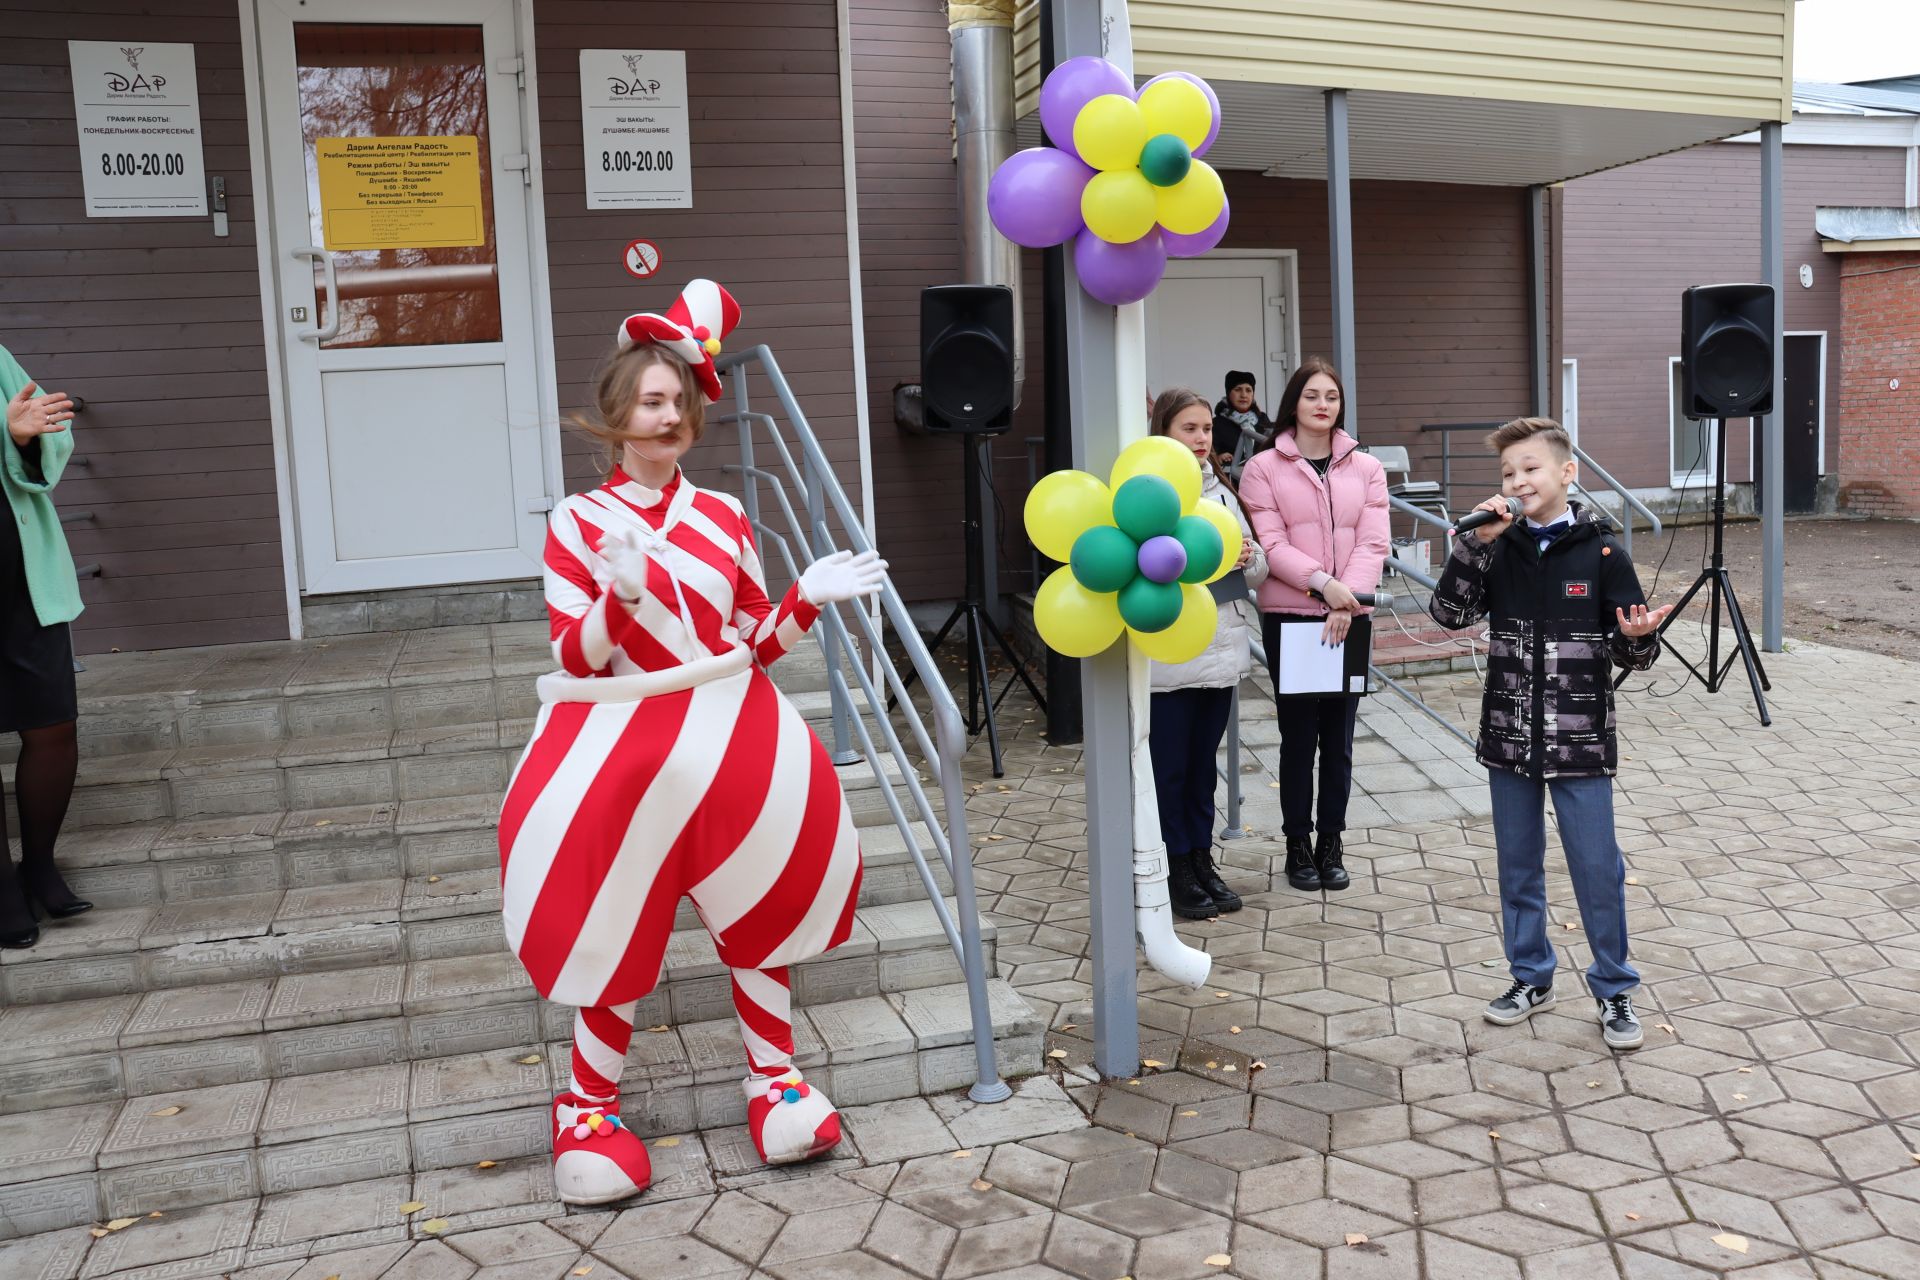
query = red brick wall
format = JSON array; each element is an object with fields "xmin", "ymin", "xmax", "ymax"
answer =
[{"xmin": 1837, "ymin": 251, "xmax": 1920, "ymax": 517}]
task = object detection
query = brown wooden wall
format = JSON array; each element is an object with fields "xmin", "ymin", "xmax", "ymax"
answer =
[
  {"xmin": 0, "ymin": 1, "xmax": 286, "ymax": 654},
  {"xmin": 535, "ymin": 0, "xmax": 863, "ymax": 575},
  {"xmin": 1561, "ymin": 142, "xmax": 1908, "ymax": 489}
]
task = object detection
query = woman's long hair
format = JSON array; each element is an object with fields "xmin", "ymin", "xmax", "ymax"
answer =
[
  {"xmin": 570, "ymin": 342, "xmax": 706, "ymax": 479},
  {"xmin": 1150, "ymin": 386, "xmax": 1237, "ymax": 498},
  {"xmin": 1257, "ymin": 355, "xmax": 1345, "ymax": 452}
]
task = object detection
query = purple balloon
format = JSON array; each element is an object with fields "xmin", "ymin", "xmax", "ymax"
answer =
[
  {"xmin": 988, "ymin": 148, "xmax": 1095, "ymax": 248},
  {"xmin": 1162, "ymin": 193, "xmax": 1231, "ymax": 258},
  {"xmin": 1137, "ymin": 534, "xmax": 1188, "ymax": 585},
  {"xmin": 1139, "ymin": 71, "xmax": 1222, "ymax": 157},
  {"xmin": 1074, "ymin": 227, "xmax": 1168, "ymax": 306},
  {"xmin": 1040, "ymin": 55, "xmax": 1135, "ymax": 158}
]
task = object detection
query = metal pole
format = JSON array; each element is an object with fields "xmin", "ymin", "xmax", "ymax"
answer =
[
  {"xmin": 1325, "ymin": 88, "xmax": 1358, "ymax": 436},
  {"xmin": 1059, "ymin": 0, "xmax": 1138, "ymax": 1082},
  {"xmin": 1760, "ymin": 121, "xmax": 1786, "ymax": 651},
  {"xmin": 805, "ymin": 448, "xmax": 859, "ymax": 764},
  {"xmin": 1527, "ymin": 185, "xmax": 1551, "ymax": 418}
]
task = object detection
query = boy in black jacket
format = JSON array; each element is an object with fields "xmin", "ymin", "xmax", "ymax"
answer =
[{"xmin": 1429, "ymin": 418, "xmax": 1670, "ymax": 1050}]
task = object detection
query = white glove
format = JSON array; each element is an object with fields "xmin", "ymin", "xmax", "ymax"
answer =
[
  {"xmin": 600, "ymin": 528, "xmax": 654, "ymax": 602},
  {"xmin": 798, "ymin": 549, "xmax": 888, "ymax": 606}
]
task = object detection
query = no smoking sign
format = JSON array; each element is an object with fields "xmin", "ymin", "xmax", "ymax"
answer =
[{"xmin": 624, "ymin": 238, "xmax": 661, "ymax": 278}]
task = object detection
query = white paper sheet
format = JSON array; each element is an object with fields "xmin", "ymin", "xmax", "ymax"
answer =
[{"xmin": 1275, "ymin": 621, "xmax": 1348, "ymax": 695}]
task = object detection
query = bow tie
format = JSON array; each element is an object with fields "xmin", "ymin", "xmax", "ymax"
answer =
[{"xmin": 1533, "ymin": 520, "xmax": 1572, "ymax": 546}]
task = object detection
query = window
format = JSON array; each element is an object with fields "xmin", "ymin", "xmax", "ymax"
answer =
[{"xmin": 1669, "ymin": 357, "xmax": 1715, "ymax": 487}]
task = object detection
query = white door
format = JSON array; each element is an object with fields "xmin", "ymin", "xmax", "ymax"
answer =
[
  {"xmin": 1144, "ymin": 255, "xmax": 1295, "ymax": 412},
  {"xmin": 258, "ymin": 0, "xmax": 548, "ymax": 594}
]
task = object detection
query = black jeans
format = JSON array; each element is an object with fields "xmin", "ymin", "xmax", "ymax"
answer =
[
  {"xmin": 1262, "ymin": 612, "xmax": 1359, "ymax": 839},
  {"xmin": 1147, "ymin": 687, "xmax": 1236, "ymax": 856}
]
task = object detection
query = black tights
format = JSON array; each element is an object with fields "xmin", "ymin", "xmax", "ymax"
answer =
[{"xmin": 3, "ymin": 720, "xmax": 83, "ymax": 912}]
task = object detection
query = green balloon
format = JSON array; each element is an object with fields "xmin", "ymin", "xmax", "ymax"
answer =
[
  {"xmin": 1138, "ymin": 133, "xmax": 1193, "ymax": 188},
  {"xmin": 1118, "ymin": 577, "xmax": 1183, "ymax": 633},
  {"xmin": 1112, "ymin": 474, "xmax": 1182, "ymax": 543},
  {"xmin": 1069, "ymin": 525, "xmax": 1139, "ymax": 594},
  {"xmin": 1173, "ymin": 514, "xmax": 1224, "ymax": 584}
]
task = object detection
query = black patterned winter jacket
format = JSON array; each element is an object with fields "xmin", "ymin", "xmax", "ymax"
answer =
[{"xmin": 1427, "ymin": 504, "xmax": 1659, "ymax": 778}]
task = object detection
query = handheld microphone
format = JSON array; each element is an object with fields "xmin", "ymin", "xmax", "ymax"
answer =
[
  {"xmin": 1451, "ymin": 495, "xmax": 1522, "ymax": 536},
  {"xmin": 1309, "ymin": 589, "xmax": 1393, "ymax": 609}
]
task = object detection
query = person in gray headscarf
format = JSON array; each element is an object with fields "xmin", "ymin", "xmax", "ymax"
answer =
[{"xmin": 1212, "ymin": 370, "xmax": 1273, "ymax": 479}]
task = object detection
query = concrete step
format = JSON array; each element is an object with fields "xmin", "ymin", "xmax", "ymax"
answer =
[{"xmin": 0, "ymin": 977, "xmax": 1040, "ymax": 1234}]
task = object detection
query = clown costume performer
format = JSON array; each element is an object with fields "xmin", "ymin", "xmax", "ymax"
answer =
[{"xmin": 499, "ymin": 279, "xmax": 888, "ymax": 1205}]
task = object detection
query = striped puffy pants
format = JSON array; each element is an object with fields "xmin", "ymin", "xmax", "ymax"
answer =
[{"xmin": 570, "ymin": 966, "xmax": 795, "ymax": 1100}]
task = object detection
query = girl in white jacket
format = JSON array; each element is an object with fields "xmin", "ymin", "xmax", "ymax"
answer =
[{"xmin": 1146, "ymin": 388, "xmax": 1269, "ymax": 918}]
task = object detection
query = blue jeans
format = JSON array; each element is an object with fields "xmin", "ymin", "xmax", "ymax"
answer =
[{"xmin": 1487, "ymin": 768, "xmax": 1638, "ymax": 1000}]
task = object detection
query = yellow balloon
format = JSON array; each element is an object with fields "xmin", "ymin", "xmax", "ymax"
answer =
[
  {"xmin": 1132, "ymin": 584, "xmax": 1218, "ymax": 664},
  {"xmin": 1110, "ymin": 435, "xmax": 1202, "ymax": 513},
  {"xmin": 1081, "ymin": 169, "xmax": 1159, "ymax": 244},
  {"xmin": 1156, "ymin": 160, "xmax": 1226, "ymax": 236},
  {"xmin": 1024, "ymin": 469, "xmax": 1113, "ymax": 563},
  {"xmin": 1034, "ymin": 567, "xmax": 1125, "ymax": 658},
  {"xmin": 1137, "ymin": 77, "xmax": 1211, "ymax": 151},
  {"xmin": 1073, "ymin": 94, "xmax": 1148, "ymax": 172},
  {"xmin": 1190, "ymin": 500, "xmax": 1244, "ymax": 584}
]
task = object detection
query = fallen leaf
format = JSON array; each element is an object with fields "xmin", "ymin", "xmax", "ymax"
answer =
[
  {"xmin": 427, "ymin": 875, "xmax": 442, "ymax": 884},
  {"xmin": 399, "ymin": 1201, "xmax": 427, "ymax": 1214},
  {"xmin": 645, "ymin": 1025, "xmax": 671, "ymax": 1033},
  {"xmin": 1060, "ymin": 1023, "xmax": 1077, "ymax": 1031},
  {"xmin": 1344, "ymin": 1233, "xmax": 1369, "ymax": 1246},
  {"xmin": 1625, "ymin": 877, "xmax": 1640, "ymax": 885},
  {"xmin": 89, "ymin": 1230, "xmax": 109, "ymax": 1239},
  {"xmin": 475, "ymin": 1160, "xmax": 497, "ymax": 1170},
  {"xmin": 1251, "ymin": 1061, "xmax": 1267, "ymax": 1071},
  {"xmin": 1625, "ymin": 1212, "xmax": 1641, "ymax": 1221},
  {"xmin": 952, "ymin": 1150, "xmax": 972, "ymax": 1158},
  {"xmin": 654, "ymin": 1137, "xmax": 681, "ymax": 1148},
  {"xmin": 1180, "ymin": 1110, "xmax": 1199, "ymax": 1117},
  {"xmin": 518, "ymin": 1054, "xmax": 543, "ymax": 1065},
  {"xmin": 971, "ymin": 1179, "xmax": 993, "ymax": 1191},
  {"xmin": 1127, "ymin": 1078, "xmax": 1141, "ymax": 1087},
  {"xmin": 1712, "ymin": 1233, "xmax": 1750, "ymax": 1254},
  {"xmin": 1657, "ymin": 1024, "xmax": 1675, "ymax": 1035},
  {"xmin": 421, "ymin": 1218, "xmax": 451, "ymax": 1234},
  {"xmin": 1204, "ymin": 1255, "xmax": 1232, "ymax": 1268},
  {"xmin": 105, "ymin": 1218, "xmax": 138, "ymax": 1231},
  {"xmin": 986, "ymin": 834, "xmax": 1005, "ymax": 842},
  {"xmin": 573, "ymin": 1267, "xmax": 594, "ymax": 1277},
  {"xmin": 1223, "ymin": 1064, "xmax": 1237, "ymax": 1072},
  {"xmin": 1214, "ymin": 991, "xmax": 1231, "ymax": 999},
  {"xmin": 1488, "ymin": 1131, "xmax": 1501, "ymax": 1140},
  {"xmin": 1561, "ymin": 921, "xmax": 1577, "ymax": 931},
  {"xmin": 1206, "ymin": 1061, "xmax": 1219, "ymax": 1070},
  {"xmin": 1481, "ymin": 959, "xmax": 1498, "ymax": 967},
  {"xmin": 1229, "ymin": 1026, "xmax": 1242, "ymax": 1034},
  {"xmin": 314, "ymin": 818, "xmax": 332, "ymax": 827},
  {"xmin": 149, "ymin": 1106, "xmax": 182, "ymax": 1118},
  {"xmin": 1586, "ymin": 1081, "xmax": 1601, "ymax": 1089},
  {"xmin": 1047, "ymin": 1049, "xmax": 1068, "ymax": 1060},
  {"xmin": 1142, "ymin": 1059, "xmax": 1165, "ymax": 1068},
  {"xmin": 1736, "ymin": 1067, "xmax": 1753, "ymax": 1074},
  {"xmin": 147, "ymin": 1212, "xmax": 164, "ymax": 1219}
]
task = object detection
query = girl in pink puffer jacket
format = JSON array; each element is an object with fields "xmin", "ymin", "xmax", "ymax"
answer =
[{"xmin": 1236, "ymin": 357, "xmax": 1390, "ymax": 896}]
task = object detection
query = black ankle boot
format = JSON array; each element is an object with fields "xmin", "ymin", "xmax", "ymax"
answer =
[
  {"xmin": 0, "ymin": 858, "xmax": 41, "ymax": 948},
  {"xmin": 1284, "ymin": 837, "xmax": 1321, "ymax": 892},
  {"xmin": 1167, "ymin": 853, "xmax": 1219, "ymax": 920},
  {"xmin": 1191, "ymin": 848, "xmax": 1241, "ymax": 913},
  {"xmin": 1314, "ymin": 833, "xmax": 1351, "ymax": 891},
  {"xmin": 20, "ymin": 858, "xmax": 91, "ymax": 919}
]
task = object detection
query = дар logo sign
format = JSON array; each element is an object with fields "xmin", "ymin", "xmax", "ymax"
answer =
[
  {"xmin": 105, "ymin": 45, "xmax": 166, "ymax": 93},
  {"xmin": 609, "ymin": 53, "xmax": 661, "ymax": 97}
]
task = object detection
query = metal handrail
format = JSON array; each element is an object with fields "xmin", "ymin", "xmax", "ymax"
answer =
[
  {"xmin": 1569, "ymin": 442, "xmax": 1663, "ymax": 559},
  {"xmin": 711, "ymin": 344, "xmax": 1010, "ymax": 1104}
]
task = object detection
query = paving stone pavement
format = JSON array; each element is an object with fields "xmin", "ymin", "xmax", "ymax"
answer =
[{"xmin": 6, "ymin": 638, "xmax": 1920, "ymax": 1279}]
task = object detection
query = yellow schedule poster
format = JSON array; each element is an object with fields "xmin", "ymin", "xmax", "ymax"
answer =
[{"xmin": 315, "ymin": 136, "xmax": 485, "ymax": 251}]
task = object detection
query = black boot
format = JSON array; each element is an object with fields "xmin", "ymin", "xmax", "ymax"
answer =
[
  {"xmin": 1168, "ymin": 853, "xmax": 1219, "ymax": 920},
  {"xmin": 1191, "ymin": 848, "xmax": 1241, "ymax": 913},
  {"xmin": 0, "ymin": 857, "xmax": 40, "ymax": 949},
  {"xmin": 20, "ymin": 857, "xmax": 91, "ymax": 919},
  {"xmin": 1284, "ymin": 837, "xmax": 1321, "ymax": 892},
  {"xmin": 1314, "ymin": 833, "xmax": 1351, "ymax": 892}
]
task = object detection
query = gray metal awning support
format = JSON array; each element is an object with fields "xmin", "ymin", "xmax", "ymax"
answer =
[
  {"xmin": 1326, "ymin": 89, "xmax": 1357, "ymax": 433},
  {"xmin": 1761, "ymin": 121, "xmax": 1785, "ymax": 651},
  {"xmin": 1528, "ymin": 185, "xmax": 1550, "ymax": 417}
]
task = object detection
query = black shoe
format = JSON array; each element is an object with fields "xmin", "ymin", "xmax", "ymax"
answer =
[
  {"xmin": 1284, "ymin": 837, "xmax": 1321, "ymax": 892},
  {"xmin": 1314, "ymin": 833, "xmax": 1351, "ymax": 892},
  {"xmin": 0, "ymin": 859, "xmax": 40, "ymax": 949},
  {"xmin": 1191, "ymin": 849, "xmax": 1241, "ymax": 913},
  {"xmin": 1168, "ymin": 853, "xmax": 1219, "ymax": 920},
  {"xmin": 21, "ymin": 859, "xmax": 91, "ymax": 919}
]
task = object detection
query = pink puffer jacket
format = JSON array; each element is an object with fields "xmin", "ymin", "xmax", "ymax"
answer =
[{"xmin": 1238, "ymin": 429, "xmax": 1391, "ymax": 616}]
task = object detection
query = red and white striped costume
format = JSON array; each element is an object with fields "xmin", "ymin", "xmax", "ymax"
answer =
[{"xmin": 499, "ymin": 464, "xmax": 860, "ymax": 1191}]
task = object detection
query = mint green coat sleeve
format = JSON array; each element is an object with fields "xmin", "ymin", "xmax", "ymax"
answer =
[{"xmin": 0, "ymin": 343, "xmax": 84, "ymax": 626}]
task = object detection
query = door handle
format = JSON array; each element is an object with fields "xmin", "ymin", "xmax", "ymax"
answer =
[{"xmin": 291, "ymin": 245, "xmax": 341, "ymax": 342}]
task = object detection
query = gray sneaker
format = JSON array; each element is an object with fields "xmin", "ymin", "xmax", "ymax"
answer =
[
  {"xmin": 1484, "ymin": 979, "xmax": 1554, "ymax": 1025},
  {"xmin": 1598, "ymin": 994, "xmax": 1644, "ymax": 1050}
]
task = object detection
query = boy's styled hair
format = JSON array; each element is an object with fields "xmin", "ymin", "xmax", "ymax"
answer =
[{"xmin": 1487, "ymin": 416, "xmax": 1573, "ymax": 461}]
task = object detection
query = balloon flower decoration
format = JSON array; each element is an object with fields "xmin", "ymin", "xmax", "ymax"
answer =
[
  {"xmin": 988, "ymin": 56, "xmax": 1229, "ymax": 305},
  {"xmin": 1025, "ymin": 436, "xmax": 1244, "ymax": 663}
]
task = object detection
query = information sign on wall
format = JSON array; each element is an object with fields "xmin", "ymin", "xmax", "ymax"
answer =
[
  {"xmin": 68, "ymin": 41, "xmax": 208, "ymax": 217},
  {"xmin": 315, "ymin": 136, "xmax": 486, "ymax": 251},
  {"xmin": 580, "ymin": 50, "xmax": 691, "ymax": 209}
]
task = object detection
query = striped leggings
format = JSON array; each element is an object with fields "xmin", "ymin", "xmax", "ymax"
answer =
[{"xmin": 569, "ymin": 964, "xmax": 794, "ymax": 1100}]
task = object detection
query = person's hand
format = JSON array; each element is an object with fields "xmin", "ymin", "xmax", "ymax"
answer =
[
  {"xmin": 799, "ymin": 549, "xmax": 888, "ymax": 606},
  {"xmin": 7, "ymin": 383, "xmax": 73, "ymax": 448},
  {"xmin": 1234, "ymin": 538, "xmax": 1254, "ymax": 570},
  {"xmin": 1616, "ymin": 603, "xmax": 1672, "ymax": 638},
  {"xmin": 599, "ymin": 528, "xmax": 654, "ymax": 603},
  {"xmin": 1322, "ymin": 607, "xmax": 1354, "ymax": 647},
  {"xmin": 1468, "ymin": 495, "xmax": 1514, "ymax": 544},
  {"xmin": 1319, "ymin": 578, "xmax": 1361, "ymax": 612}
]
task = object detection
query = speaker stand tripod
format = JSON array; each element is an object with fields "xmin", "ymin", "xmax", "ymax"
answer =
[
  {"xmin": 895, "ymin": 435, "xmax": 1046, "ymax": 777},
  {"xmin": 1615, "ymin": 416, "xmax": 1771, "ymax": 726}
]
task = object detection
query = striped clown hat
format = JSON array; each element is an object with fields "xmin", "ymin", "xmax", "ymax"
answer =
[{"xmin": 615, "ymin": 278, "xmax": 743, "ymax": 404}]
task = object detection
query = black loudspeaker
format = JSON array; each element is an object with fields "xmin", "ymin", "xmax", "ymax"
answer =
[
  {"xmin": 921, "ymin": 285, "xmax": 1014, "ymax": 435},
  {"xmin": 1681, "ymin": 283, "xmax": 1775, "ymax": 419}
]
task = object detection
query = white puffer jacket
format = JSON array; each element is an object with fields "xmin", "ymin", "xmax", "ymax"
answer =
[{"xmin": 1150, "ymin": 463, "xmax": 1269, "ymax": 691}]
